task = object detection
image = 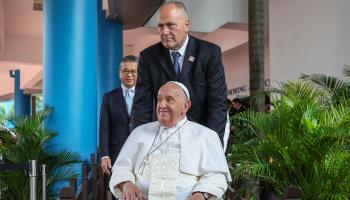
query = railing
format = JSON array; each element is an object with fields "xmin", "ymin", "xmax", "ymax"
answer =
[
  {"xmin": 0, "ymin": 160, "xmax": 47, "ymax": 200},
  {"xmin": 59, "ymin": 154, "xmax": 113, "ymax": 200}
]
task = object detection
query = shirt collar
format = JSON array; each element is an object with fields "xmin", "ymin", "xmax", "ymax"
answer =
[
  {"xmin": 121, "ymin": 84, "xmax": 135, "ymax": 94},
  {"xmin": 169, "ymin": 35, "xmax": 189, "ymax": 57}
]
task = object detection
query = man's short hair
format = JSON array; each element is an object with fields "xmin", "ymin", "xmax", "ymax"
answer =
[
  {"xmin": 161, "ymin": 0, "xmax": 189, "ymax": 20},
  {"xmin": 119, "ymin": 55, "xmax": 138, "ymax": 69},
  {"xmin": 226, "ymin": 98, "xmax": 232, "ymax": 106},
  {"xmin": 232, "ymin": 98, "xmax": 242, "ymax": 104},
  {"xmin": 122, "ymin": 55, "xmax": 138, "ymax": 63}
]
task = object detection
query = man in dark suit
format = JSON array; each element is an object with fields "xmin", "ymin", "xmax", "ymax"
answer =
[
  {"xmin": 231, "ymin": 98, "xmax": 246, "ymax": 116},
  {"xmin": 99, "ymin": 55, "xmax": 138, "ymax": 175},
  {"xmin": 131, "ymin": 1, "xmax": 227, "ymax": 142}
]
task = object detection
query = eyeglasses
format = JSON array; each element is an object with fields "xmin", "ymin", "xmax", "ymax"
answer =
[{"xmin": 121, "ymin": 69, "xmax": 137, "ymax": 75}]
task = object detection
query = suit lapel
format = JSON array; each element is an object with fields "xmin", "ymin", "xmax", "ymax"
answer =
[
  {"xmin": 180, "ymin": 36, "xmax": 196, "ymax": 81},
  {"xmin": 158, "ymin": 43, "xmax": 178, "ymax": 80},
  {"xmin": 114, "ymin": 87, "xmax": 129, "ymax": 117}
]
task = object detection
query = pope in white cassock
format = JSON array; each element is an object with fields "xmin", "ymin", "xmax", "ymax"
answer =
[{"xmin": 109, "ymin": 81, "xmax": 231, "ymax": 200}]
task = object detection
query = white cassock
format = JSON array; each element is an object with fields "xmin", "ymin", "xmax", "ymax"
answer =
[{"xmin": 109, "ymin": 117, "xmax": 231, "ymax": 200}]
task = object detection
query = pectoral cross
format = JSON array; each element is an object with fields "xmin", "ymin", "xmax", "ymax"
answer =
[{"xmin": 140, "ymin": 155, "xmax": 150, "ymax": 175}]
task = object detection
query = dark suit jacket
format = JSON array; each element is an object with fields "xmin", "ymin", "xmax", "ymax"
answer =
[
  {"xmin": 99, "ymin": 87, "xmax": 130, "ymax": 163},
  {"xmin": 131, "ymin": 36, "xmax": 227, "ymax": 141},
  {"xmin": 229, "ymin": 105, "xmax": 246, "ymax": 117}
]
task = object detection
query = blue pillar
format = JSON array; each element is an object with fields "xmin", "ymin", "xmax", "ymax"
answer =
[
  {"xmin": 96, "ymin": 0, "xmax": 123, "ymax": 142},
  {"xmin": 9, "ymin": 70, "xmax": 31, "ymax": 116},
  {"xmin": 43, "ymin": 0, "xmax": 97, "ymax": 164},
  {"xmin": 97, "ymin": 0, "xmax": 123, "ymax": 96}
]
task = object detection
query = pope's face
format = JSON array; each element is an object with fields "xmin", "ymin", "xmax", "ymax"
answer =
[
  {"xmin": 156, "ymin": 83, "xmax": 191, "ymax": 127},
  {"xmin": 157, "ymin": 4, "xmax": 189, "ymax": 50}
]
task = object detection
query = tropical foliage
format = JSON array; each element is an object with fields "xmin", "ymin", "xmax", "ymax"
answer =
[
  {"xmin": 0, "ymin": 108, "xmax": 81, "ymax": 199},
  {"xmin": 0, "ymin": 103, "xmax": 14, "ymax": 124},
  {"xmin": 0, "ymin": 105, "xmax": 6, "ymax": 124},
  {"xmin": 228, "ymin": 81, "xmax": 350, "ymax": 199},
  {"xmin": 35, "ymin": 93, "xmax": 44, "ymax": 112},
  {"xmin": 301, "ymin": 65, "xmax": 350, "ymax": 103}
]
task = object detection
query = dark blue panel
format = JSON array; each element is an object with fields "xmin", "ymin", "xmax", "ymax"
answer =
[
  {"xmin": 10, "ymin": 70, "xmax": 30, "ymax": 116},
  {"xmin": 96, "ymin": 0, "xmax": 123, "ymax": 145}
]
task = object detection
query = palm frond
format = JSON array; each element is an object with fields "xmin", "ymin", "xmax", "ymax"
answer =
[
  {"xmin": 342, "ymin": 65, "xmax": 350, "ymax": 79},
  {"xmin": 301, "ymin": 72, "xmax": 350, "ymax": 101}
]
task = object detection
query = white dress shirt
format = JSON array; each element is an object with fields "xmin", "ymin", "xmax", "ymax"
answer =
[
  {"xmin": 169, "ymin": 35, "xmax": 189, "ymax": 73},
  {"xmin": 121, "ymin": 84, "xmax": 135, "ymax": 98}
]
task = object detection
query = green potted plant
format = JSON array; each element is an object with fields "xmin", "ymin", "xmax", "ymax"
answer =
[
  {"xmin": 228, "ymin": 81, "xmax": 350, "ymax": 199},
  {"xmin": 0, "ymin": 108, "xmax": 81, "ymax": 199}
]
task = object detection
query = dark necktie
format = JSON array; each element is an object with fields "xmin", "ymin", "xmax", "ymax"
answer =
[{"xmin": 171, "ymin": 52, "xmax": 181, "ymax": 77}]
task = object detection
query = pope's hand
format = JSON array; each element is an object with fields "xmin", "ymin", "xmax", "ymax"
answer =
[
  {"xmin": 101, "ymin": 157, "xmax": 111, "ymax": 175},
  {"xmin": 119, "ymin": 181, "xmax": 145, "ymax": 200}
]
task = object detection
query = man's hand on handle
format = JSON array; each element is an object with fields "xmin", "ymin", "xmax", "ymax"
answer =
[{"xmin": 101, "ymin": 157, "xmax": 112, "ymax": 175}]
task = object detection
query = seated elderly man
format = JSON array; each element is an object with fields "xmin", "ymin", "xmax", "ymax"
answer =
[{"xmin": 109, "ymin": 81, "xmax": 231, "ymax": 200}]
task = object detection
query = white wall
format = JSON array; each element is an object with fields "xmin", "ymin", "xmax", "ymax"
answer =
[
  {"xmin": 223, "ymin": 43, "xmax": 250, "ymax": 98},
  {"xmin": 2, "ymin": 34, "xmax": 42, "ymax": 64},
  {"xmin": 223, "ymin": 40, "xmax": 270, "ymax": 99},
  {"xmin": 269, "ymin": 0, "xmax": 350, "ymax": 87},
  {"xmin": 146, "ymin": 0, "xmax": 248, "ymax": 32},
  {"xmin": 0, "ymin": 0, "xmax": 4, "ymax": 59}
]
